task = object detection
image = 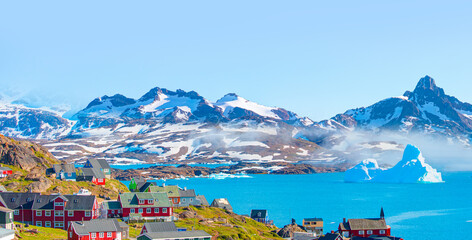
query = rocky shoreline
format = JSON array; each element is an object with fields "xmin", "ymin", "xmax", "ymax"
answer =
[{"xmin": 112, "ymin": 161, "xmax": 348, "ymax": 180}]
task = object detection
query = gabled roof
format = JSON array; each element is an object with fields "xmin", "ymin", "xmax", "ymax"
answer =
[
  {"xmin": 143, "ymin": 222, "xmax": 177, "ymax": 233},
  {"xmin": 178, "ymin": 188, "xmax": 196, "ymax": 198},
  {"xmin": 196, "ymin": 195, "xmax": 209, "ymax": 206},
  {"xmin": 103, "ymin": 201, "xmax": 122, "ymax": 210},
  {"xmin": 0, "ymin": 167, "xmax": 12, "ymax": 171},
  {"xmin": 31, "ymin": 194, "xmax": 96, "ymax": 210},
  {"xmin": 148, "ymin": 185, "xmax": 180, "ymax": 198},
  {"xmin": 340, "ymin": 218, "xmax": 388, "ymax": 231},
  {"xmin": 210, "ymin": 198, "xmax": 232, "ymax": 211},
  {"xmin": 53, "ymin": 164, "xmax": 76, "ymax": 173},
  {"xmin": 319, "ymin": 233, "xmax": 342, "ymax": 240},
  {"xmin": 139, "ymin": 182, "xmax": 156, "ymax": 192},
  {"xmin": 119, "ymin": 192, "xmax": 171, "ymax": 208},
  {"xmin": 72, "ymin": 219, "xmax": 125, "ymax": 235},
  {"xmin": 86, "ymin": 159, "xmax": 111, "ymax": 170},
  {"xmin": 250, "ymin": 209, "xmax": 268, "ymax": 219},
  {"xmin": 0, "ymin": 192, "xmax": 40, "ymax": 210},
  {"xmin": 0, "ymin": 206, "xmax": 13, "ymax": 212},
  {"xmin": 142, "ymin": 230, "xmax": 211, "ymax": 239},
  {"xmin": 78, "ymin": 167, "xmax": 105, "ymax": 179}
]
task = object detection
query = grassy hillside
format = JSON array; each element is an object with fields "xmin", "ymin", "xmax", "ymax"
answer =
[
  {"xmin": 15, "ymin": 222, "xmax": 67, "ymax": 240},
  {"xmin": 0, "ymin": 163, "xmax": 129, "ymax": 200},
  {"xmin": 129, "ymin": 206, "xmax": 282, "ymax": 240}
]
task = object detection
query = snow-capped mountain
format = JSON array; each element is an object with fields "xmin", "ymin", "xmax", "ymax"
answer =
[
  {"xmin": 0, "ymin": 103, "xmax": 73, "ymax": 139},
  {"xmin": 322, "ymin": 76, "xmax": 472, "ymax": 141}
]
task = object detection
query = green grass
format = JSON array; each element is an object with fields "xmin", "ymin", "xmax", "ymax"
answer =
[{"xmin": 15, "ymin": 222, "xmax": 67, "ymax": 240}]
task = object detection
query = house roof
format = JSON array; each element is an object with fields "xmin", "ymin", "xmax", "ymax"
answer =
[
  {"xmin": 210, "ymin": 198, "xmax": 232, "ymax": 211},
  {"xmin": 0, "ymin": 167, "xmax": 12, "ymax": 171},
  {"xmin": 79, "ymin": 167, "xmax": 105, "ymax": 179},
  {"xmin": 148, "ymin": 185, "xmax": 180, "ymax": 198},
  {"xmin": 139, "ymin": 182, "xmax": 156, "ymax": 192},
  {"xmin": 102, "ymin": 201, "xmax": 122, "ymax": 210},
  {"xmin": 142, "ymin": 230, "xmax": 211, "ymax": 239},
  {"xmin": 119, "ymin": 192, "xmax": 171, "ymax": 208},
  {"xmin": 319, "ymin": 233, "xmax": 342, "ymax": 240},
  {"xmin": 143, "ymin": 222, "xmax": 178, "ymax": 233},
  {"xmin": 53, "ymin": 164, "xmax": 76, "ymax": 173},
  {"xmin": 0, "ymin": 228, "xmax": 15, "ymax": 238},
  {"xmin": 31, "ymin": 194, "xmax": 96, "ymax": 210},
  {"xmin": 179, "ymin": 188, "xmax": 196, "ymax": 198},
  {"xmin": 196, "ymin": 195, "xmax": 209, "ymax": 206},
  {"xmin": 72, "ymin": 219, "xmax": 125, "ymax": 235},
  {"xmin": 304, "ymin": 218, "xmax": 323, "ymax": 222},
  {"xmin": 340, "ymin": 218, "xmax": 388, "ymax": 231},
  {"xmin": 250, "ymin": 209, "xmax": 268, "ymax": 219},
  {"xmin": 87, "ymin": 159, "xmax": 111, "ymax": 170},
  {"xmin": 0, "ymin": 192, "xmax": 40, "ymax": 210}
]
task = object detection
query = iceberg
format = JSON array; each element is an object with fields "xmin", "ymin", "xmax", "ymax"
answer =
[
  {"xmin": 344, "ymin": 144, "xmax": 443, "ymax": 183},
  {"xmin": 344, "ymin": 159, "xmax": 385, "ymax": 183}
]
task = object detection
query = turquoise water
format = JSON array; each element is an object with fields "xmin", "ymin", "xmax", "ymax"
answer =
[{"xmin": 121, "ymin": 172, "xmax": 472, "ymax": 239}]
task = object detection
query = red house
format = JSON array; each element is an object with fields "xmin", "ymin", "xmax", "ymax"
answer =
[
  {"xmin": 0, "ymin": 167, "xmax": 12, "ymax": 178},
  {"xmin": 0, "ymin": 192, "xmax": 99, "ymax": 229},
  {"xmin": 77, "ymin": 168, "xmax": 106, "ymax": 185},
  {"xmin": 338, "ymin": 208, "xmax": 391, "ymax": 238},
  {"xmin": 118, "ymin": 192, "xmax": 173, "ymax": 221},
  {"xmin": 68, "ymin": 218, "xmax": 129, "ymax": 240}
]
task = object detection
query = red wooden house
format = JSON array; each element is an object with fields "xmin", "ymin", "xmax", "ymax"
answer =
[
  {"xmin": 77, "ymin": 168, "xmax": 106, "ymax": 185},
  {"xmin": 118, "ymin": 192, "xmax": 173, "ymax": 221},
  {"xmin": 338, "ymin": 208, "xmax": 391, "ymax": 238},
  {"xmin": 68, "ymin": 218, "xmax": 129, "ymax": 240},
  {"xmin": 0, "ymin": 192, "xmax": 99, "ymax": 230}
]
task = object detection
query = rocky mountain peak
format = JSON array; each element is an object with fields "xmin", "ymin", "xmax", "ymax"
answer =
[
  {"xmin": 412, "ymin": 75, "xmax": 445, "ymax": 99},
  {"xmin": 216, "ymin": 93, "xmax": 240, "ymax": 103}
]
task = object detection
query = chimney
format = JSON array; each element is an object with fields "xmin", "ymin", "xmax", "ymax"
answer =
[
  {"xmin": 343, "ymin": 218, "xmax": 346, "ymax": 224},
  {"xmin": 162, "ymin": 183, "xmax": 165, "ymax": 187},
  {"xmin": 184, "ymin": 187, "xmax": 187, "ymax": 191},
  {"xmin": 331, "ymin": 231, "xmax": 334, "ymax": 234}
]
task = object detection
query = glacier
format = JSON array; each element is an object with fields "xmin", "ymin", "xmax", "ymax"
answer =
[{"xmin": 344, "ymin": 144, "xmax": 443, "ymax": 183}]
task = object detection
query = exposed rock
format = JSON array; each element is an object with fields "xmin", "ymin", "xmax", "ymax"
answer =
[
  {"xmin": 26, "ymin": 176, "xmax": 52, "ymax": 192},
  {"xmin": 275, "ymin": 219, "xmax": 306, "ymax": 238}
]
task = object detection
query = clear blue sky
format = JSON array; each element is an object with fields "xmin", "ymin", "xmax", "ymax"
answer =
[{"xmin": 1, "ymin": 1, "xmax": 471, "ymax": 120}]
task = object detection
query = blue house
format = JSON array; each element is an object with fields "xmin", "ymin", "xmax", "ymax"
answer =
[
  {"xmin": 84, "ymin": 159, "xmax": 111, "ymax": 179},
  {"xmin": 52, "ymin": 164, "xmax": 76, "ymax": 181},
  {"xmin": 250, "ymin": 209, "xmax": 269, "ymax": 224}
]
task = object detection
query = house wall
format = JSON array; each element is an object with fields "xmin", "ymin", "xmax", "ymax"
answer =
[{"xmin": 122, "ymin": 207, "xmax": 172, "ymax": 218}]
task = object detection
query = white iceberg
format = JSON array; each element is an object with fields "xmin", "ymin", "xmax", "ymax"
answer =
[
  {"xmin": 344, "ymin": 144, "xmax": 443, "ymax": 183},
  {"xmin": 344, "ymin": 158, "xmax": 385, "ymax": 183}
]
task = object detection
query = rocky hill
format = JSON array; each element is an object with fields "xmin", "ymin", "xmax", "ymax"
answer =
[{"xmin": 0, "ymin": 134, "xmax": 128, "ymax": 199}]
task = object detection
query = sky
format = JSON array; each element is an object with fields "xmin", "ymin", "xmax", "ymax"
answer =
[{"xmin": 1, "ymin": 1, "xmax": 472, "ymax": 120}]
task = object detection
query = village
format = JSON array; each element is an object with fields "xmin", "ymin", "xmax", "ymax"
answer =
[{"xmin": 0, "ymin": 159, "xmax": 405, "ymax": 240}]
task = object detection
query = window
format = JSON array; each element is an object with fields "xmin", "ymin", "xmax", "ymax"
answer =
[
  {"xmin": 146, "ymin": 208, "xmax": 151, "ymax": 213},
  {"xmin": 45, "ymin": 221, "xmax": 51, "ymax": 227},
  {"xmin": 367, "ymin": 230, "xmax": 373, "ymax": 235},
  {"xmin": 154, "ymin": 208, "xmax": 159, "ymax": 213},
  {"xmin": 107, "ymin": 232, "xmax": 112, "ymax": 237},
  {"xmin": 91, "ymin": 232, "xmax": 96, "ymax": 238},
  {"xmin": 37, "ymin": 199, "xmax": 41, "ymax": 203},
  {"xmin": 14, "ymin": 210, "xmax": 19, "ymax": 215},
  {"xmin": 162, "ymin": 208, "xmax": 167, "ymax": 213},
  {"xmin": 11, "ymin": 198, "xmax": 15, "ymax": 202},
  {"xmin": 55, "ymin": 211, "xmax": 64, "ymax": 216},
  {"xmin": 99, "ymin": 232, "xmax": 104, "ymax": 237},
  {"xmin": 379, "ymin": 230, "xmax": 386, "ymax": 234},
  {"xmin": 36, "ymin": 211, "xmax": 42, "ymax": 216},
  {"xmin": 54, "ymin": 222, "xmax": 64, "ymax": 228},
  {"xmin": 130, "ymin": 209, "xmax": 135, "ymax": 214},
  {"xmin": 45, "ymin": 210, "xmax": 51, "ymax": 216},
  {"xmin": 359, "ymin": 230, "xmax": 364, "ymax": 235},
  {"xmin": 98, "ymin": 179, "xmax": 103, "ymax": 182},
  {"xmin": 118, "ymin": 210, "xmax": 121, "ymax": 214},
  {"xmin": 190, "ymin": 198, "xmax": 193, "ymax": 202},
  {"xmin": 111, "ymin": 210, "xmax": 114, "ymax": 214},
  {"xmin": 182, "ymin": 198, "xmax": 186, "ymax": 202},
  {"xmin": 54, "ymin": 202, "xmax": 64, "ymax": 206},
  {"xmin": 68, "ymin": 211, "xmax": 74, "ymax": 217},
  {"xmin": 139, "ymin": 199, "xmax": 144, "ymax": 204},
  {"xmin": 85, "ymin": 211, "xmax": 91, "ymax": 217},
  {"xmin": 69, "ymin": 231, "xmax": 72, "ymax": 238},
  {"xmin": 149, "ymin": 199, "xmax": 153, "ymax": 204},
  {"xmin": 36, "ymin": 221, "xmax": 42, "ymax": 227},
  {"xmin": 138, "ymin": 208, "xmax": 143, "ymax": 213}
]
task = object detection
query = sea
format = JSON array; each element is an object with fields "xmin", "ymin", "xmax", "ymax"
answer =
[{"xmin": 116, "ymin": 166, "xmax": 472, "ymax": 240}]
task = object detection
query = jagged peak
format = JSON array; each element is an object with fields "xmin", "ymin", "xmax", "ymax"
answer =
[
  {"xmin": 216, "ymin": 93, "xmax": 242, "ymax": 103},
  {"xmin": 414, "ymin": 75, "xmax": 437, "ymax": 92},
  {"xmin": 85, "ymin": 94, "xmax": 135, "ymax": 109}
]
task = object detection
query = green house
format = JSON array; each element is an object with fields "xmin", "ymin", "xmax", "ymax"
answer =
[{"xmin": 0, "ymin": 206, "xmax": 14, "ymax": 229}]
